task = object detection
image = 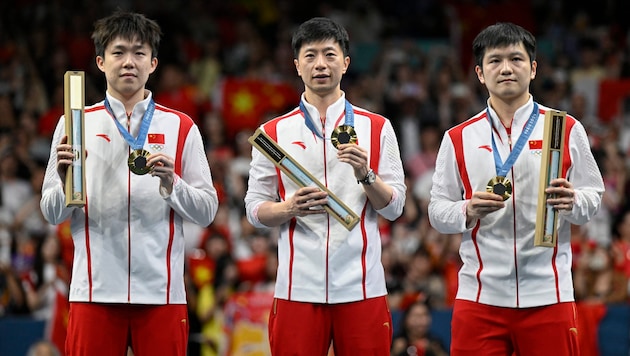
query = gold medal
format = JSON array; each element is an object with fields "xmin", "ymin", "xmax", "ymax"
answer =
[
  {"xmin": 128, "ymin": 149, "xmax": 152, "ymax": 175},
  {"xmin": 330, "ymin": 125, "xmax": 357, "ymax": 149},
  {"xmin": 486, "ymin": 176, "xmax": 512, "ymax": 201}
]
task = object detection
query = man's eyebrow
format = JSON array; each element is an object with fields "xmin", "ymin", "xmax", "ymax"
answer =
[
  {"xmin": 303, "ymin": 45, "xmax": 338, "ymax": 53},
  {"xmin": 110, "ymin": 43, "xmax": 147, "ymax": 51},
  {"xmin": 486, "ymin": 50, "xmax": 526, "ymax": 58}
]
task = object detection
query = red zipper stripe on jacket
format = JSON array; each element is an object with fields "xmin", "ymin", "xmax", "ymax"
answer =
[
  {"xmin": 353, "ymin": 108, "xmax": 386, "ymax": 299},
  {"xmin": 553, "ymin": 113, "xmax": 577, "ymax": 301},
  {"xmin": 127, "ymin": 119, "xmax": 133, "ymax": 302},
  {"xmin": 84, "ymin": 194, "xmax": 92, "ymax": 301},
  {"xmin": 83, "ymin": 105, "xmax": 103, "ymax": 301},
  {"xmin": 263, "ymin": 117, "xmax": 298, "ymax": 299},
  {"xmin": 160, "ymin": 105, "xmax": 193, "ymax": 303},
  {"xmin": 449, "ymin": 113, "xmax": 487, "ymax": 300}
]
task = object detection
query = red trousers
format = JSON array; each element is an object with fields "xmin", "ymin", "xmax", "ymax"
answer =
[
  {"xmin": 451, "ymin": 299, "xmax": 580, "ymax": 356},
  {"xmin": 65, "ymin": 302, "xmax": 189, "ymax": 356},
  {"xmin": 268, "ymin": 296, "xmax": 392, "ymax": 356}
]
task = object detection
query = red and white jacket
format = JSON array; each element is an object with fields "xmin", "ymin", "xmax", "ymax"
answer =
[
  {"xmin": 40, "ymin": 91, "xmax": 218, "ymax": 305},
  {"xmin": 245, "ymin": 94, "xmax": 406, "ymax": 304},
  {"xmin": 428, "ymin": 97, "xmax": 604, "ymax": 308}
]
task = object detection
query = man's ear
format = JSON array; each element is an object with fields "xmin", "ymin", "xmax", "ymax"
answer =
[{"xmin": 475, "ymin": 65, "xmax": 485, "ymax": 85}]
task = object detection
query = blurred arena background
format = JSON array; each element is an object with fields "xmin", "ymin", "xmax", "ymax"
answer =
[{"xmin": 0, "ymin": 1, "xmax": 629, "ymax": 355}]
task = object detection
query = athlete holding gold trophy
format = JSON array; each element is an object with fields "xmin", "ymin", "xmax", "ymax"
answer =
[
  {"xmin": 40, "ymin": 11, "xmax": 218, "ymax": 356},
  {"xmin": 428, "ymin": 23, "xmax": 604, "ymax": 355}
]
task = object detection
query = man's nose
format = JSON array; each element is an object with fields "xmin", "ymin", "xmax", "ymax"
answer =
[{"xmin": 122, "ymin": 54, "xmax": 134, "ymax": 67}]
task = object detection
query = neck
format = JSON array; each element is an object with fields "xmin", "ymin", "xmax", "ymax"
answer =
[
  {"xmin": 108, "ymin": 89, "xmax": 148, "ymax": 113},
  {"xmin": 489, "ymin": 94, "xmax": 530, "ymax": 128},
  {"xmin": 304, "ymin": 90, "xmax": 342, "ymax": 119}
]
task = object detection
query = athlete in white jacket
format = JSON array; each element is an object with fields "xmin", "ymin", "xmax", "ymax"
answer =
[
  {"xmin": 428, "ymin": 23, "xmax": 604, "ymax": 355},
  {"xmin": 40, "ymin": 11, "xmax": 218, "ymax": 356},
  {"xmin": 245, "ymin": 17, "xmax": 406, "ymax": 355}
]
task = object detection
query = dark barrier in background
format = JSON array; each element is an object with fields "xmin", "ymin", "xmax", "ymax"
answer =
[{"xmin": 1, "ymin": 304, "xmax": 628, "ymax": 355}]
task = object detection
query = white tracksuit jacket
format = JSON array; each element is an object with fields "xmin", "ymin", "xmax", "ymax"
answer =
[
  {"xmin": 40, "ymin": 91, "xmax": 218, "ymax": 305},
  {"xmin": 245, "ymin": 94, "xmax": 406, "ymax": 304},
  {"xmin": 428, "ymin": 97, "xmax": 604, "ymax": 308}
]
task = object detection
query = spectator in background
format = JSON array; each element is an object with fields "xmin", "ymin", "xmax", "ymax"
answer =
[
  {"xmin": 399, "ymin": 246, "xmax": 447, "ymax": 310},
  {"xmin": 569, "ymin": 36, "xmax": 607, "ymax": 120},
  {"xmin": 0, "ymin": 260, "xmax": 27, "ymax": 317},
  {"xmin": 21, "ymin": 233, "xmax": 69, "ymax": 354},
  {"xmin": 0, "ymin": 150, "xmax": 33, "ymax": 266},
  {"xmin": 571, "ymin": 224, "xmax": 613, "ymax": 302},
  {"xmin": 26, "ymin": 339, "xmax": 60, "ymax": 356},
  {"xmin": 586, "ymin": 142, "xmax": 626, "ymax": 247},
  {"xmin": 610, "ymin": 206, "xmax": 630, "ymax": 302},
  {"xmin": 12, "ymin": 162, "xmax": 48, "ymax": 243},
  {"xmin": 391, "ymin": 299, "xmax": 448, "ymax": 356}
]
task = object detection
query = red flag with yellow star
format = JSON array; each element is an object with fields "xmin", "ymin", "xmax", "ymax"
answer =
[{"xmin": 221, "ymin": 78, "xmax": 298, "ymax": 140}]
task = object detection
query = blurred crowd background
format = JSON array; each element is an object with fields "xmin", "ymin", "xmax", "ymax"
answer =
[{"xmin": 1, "ymin": 0, "xmax": 630, "ymax": 355}]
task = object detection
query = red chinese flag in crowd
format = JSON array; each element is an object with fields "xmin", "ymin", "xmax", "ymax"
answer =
[
  {"xmin": 221, "ymin": 78, "xmax": 267, "ymax": 139},
  {"xmin": 221, "ymin": 78, "xmax": 299, "ymax": 141},
  {"xmin": 187, "ymin": 250, "xmax": 215, "ymax": 289},
  {"xmin": 598, "ymin": 79, "xmax": 630, "ymax": 122}
]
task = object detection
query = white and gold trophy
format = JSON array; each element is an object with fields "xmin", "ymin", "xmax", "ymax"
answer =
[
  {"xmin": 534, "ymin": 110, "xmax": 567, "ymax": 247},
  {"xmin": 63, "ymin": 71, "xmax": 86, "ymax": 207},
  {"xmin": 249, "ymin": 128, "xmax": 360, "ymax": 231}
]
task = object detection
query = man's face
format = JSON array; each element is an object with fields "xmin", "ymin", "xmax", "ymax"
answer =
[
  {"xmin": 96, "ymin": 36, "xmax": 157, "ymax": 101},
  {"xmin": 294, "ymin": 39, "xmax": 349, "ymax": 97},
  {"xmin": 475, "ymin": 42, "xmax": 536, "ymax": 104}
]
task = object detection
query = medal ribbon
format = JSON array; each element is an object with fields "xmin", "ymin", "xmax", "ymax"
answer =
[
  {"xmin": 488, "ymin": 102, "xmax": 539, "ymax": 177},
  {"xmin": 300, "ymin": 99, "xmax": 354, "ymax": 139},
  {"xmin": 105, "ymin": 97, "xmax": 156, "ymax": 150}
]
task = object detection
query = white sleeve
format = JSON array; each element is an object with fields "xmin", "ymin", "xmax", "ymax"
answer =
[
  {"xmin": 374, "ymin": 120, "xmax": 406, "ymax": 221},
  {"xmin": 244, "ymin": 141, "xmax": 279, "ymax": 228},
  {"xmin": 428, "ymin": 132, "xmax": 470, "ymax": 234},
  {"xmin": 165, "ymin": 124, "xmax": 218, "ymax": 227},
  {"xmin": 40, "ymin": 116, "xmax": 76, "ymax": 225},
  {"xmin": 560, "ymin": 121, "xmax": 605, "ymax": 225}
]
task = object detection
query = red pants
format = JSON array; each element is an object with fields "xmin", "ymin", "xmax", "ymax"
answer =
[
  {"xmin": 65, "ymin": 302, "xmax": 189, "ymax": 356},
  {"xmin": 451, "ymin": 299, "xmax": 580, "ymax": 356},
  {"xmin": 268, "ymin": 296, "xmax": 392, "ymax": 356}
]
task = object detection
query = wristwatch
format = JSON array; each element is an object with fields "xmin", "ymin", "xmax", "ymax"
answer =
[{"xmin": 358, "ymin": 169, "xmax": 376, "ymax": 185}]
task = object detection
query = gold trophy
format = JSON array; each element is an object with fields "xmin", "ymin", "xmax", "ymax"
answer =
[
  {"xmin": 249, "ymin": 128, "xmax": 360, "ymax": 231},
  {"xmin": 534, "ymin": 110, "xmax": 567, "ymax": 247},
  {"xmin": 63, "ymin": 71, "xmax": 86, "ymax": 207}
]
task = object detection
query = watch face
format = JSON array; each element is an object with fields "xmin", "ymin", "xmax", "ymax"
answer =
[
  {"xmin": 367, "ymin": 170, "xmax": 376, "ymax": 184},
  {"xmin": 361, "ymin": 169, "xmax": 375, "ymax": 185}
]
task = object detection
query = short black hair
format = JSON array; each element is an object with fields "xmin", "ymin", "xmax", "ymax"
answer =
[
  {"xmin": 291, "ymin": 17, "xmax": 350, "ymax": 58},
  {"xmin": 472, "ymin": 22, "xmax": 536, "ymax": 68},
  {"xmin": 91, "ymin": 10, "xmax": 162, "ymax": 59}
]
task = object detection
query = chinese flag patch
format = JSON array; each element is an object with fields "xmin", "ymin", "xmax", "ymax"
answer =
[
  {"xmin": 529, "ymin": 140, "xmax": 542, "ymax": 149},
  {"xmin": 148, "ymin": 133, "xmax": 165, "ymax": 144}
]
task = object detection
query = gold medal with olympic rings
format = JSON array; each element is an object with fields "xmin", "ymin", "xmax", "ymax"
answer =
[
  {"xmin": 330, "ymin": 125, "xmax": 357, "ymax": 149},
  {"xmin": 128, "ymin": 149, "xmax": 152, "ymax": 175},
  {"xmin": 486, "ymin": 176, "xmax": 512, "ymax": 201}
]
